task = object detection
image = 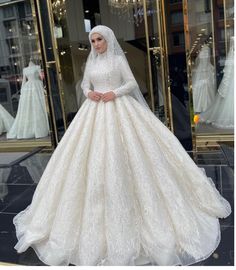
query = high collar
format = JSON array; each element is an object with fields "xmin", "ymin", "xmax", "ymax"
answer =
[
  {"xmin": 97, "ymin": 50, "xmax": 108, "ymax": 60},
  {"xmin": 28, "ymin": 61, "xmax": 36, "ymax": 67}
]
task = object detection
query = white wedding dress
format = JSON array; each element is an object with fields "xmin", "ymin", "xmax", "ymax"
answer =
[
  {"xmin": 0, "ymin": 104, "xmax": 14, "ymax": 135},
  {"xmin": 7, "ymin": 64, "xmax": 49, "ymax": 139},
  {"xmin": 13, "ymin": 53, "xmax": 231, "ymax": 266},
  {"xmin": 192, "ymin": 45, "xmax": 216, "ymax": 113},
  {"xmin": 200, "ymin": 40, "xmax": 234, "ymax": 128}
]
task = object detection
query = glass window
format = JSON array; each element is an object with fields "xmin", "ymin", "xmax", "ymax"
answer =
[
  {"xmin": 0, "ymin": 0, "xmax": 51, "ymax": 144},
  {"xmin": 183, "ymin": 0, "xmax": 234, "ymax": 138},
  {"xmin": 3, "ymin": 6, "xmax": 15, "ymax": 18}
]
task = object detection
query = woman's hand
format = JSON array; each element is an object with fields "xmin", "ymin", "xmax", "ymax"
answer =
[
  {"xmin": 101, "ymin": 91, "xmax": 116, "ymax": 102},
  {"xmin": 88, "ymin": 91, "xmax": 103, "ymax": 102}
]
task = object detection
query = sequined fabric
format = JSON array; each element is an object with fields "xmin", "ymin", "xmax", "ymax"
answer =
[{"xmin": 13, "ymin": 53, "xmax": 231, "ymax": 266}]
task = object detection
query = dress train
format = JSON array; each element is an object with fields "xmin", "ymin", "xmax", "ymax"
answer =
[{"xmin": 13, "ymin": 95, "xmax": 231, "ymax": 266}]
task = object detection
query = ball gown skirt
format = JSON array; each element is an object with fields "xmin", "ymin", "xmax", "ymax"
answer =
[
  {"xmin": 192, "ymin": 77, "xmax": 216, "ymax": 113},
  {"xmin": 199, "ymin": 84, "xmax": 234, "ymax": 129},
  {"xmin": 199, "ymin": 57, "xmax": 234, "ymax": 129},
  {"xmin": 13, "ymin": 95, "xmax": 231, "ymax": 266},
  {"xmin": 0, "ymin": 104, "xmax": 14, "ymax": 135},
  {"xmin": 7, "ymin": 79, "xmax": 49, "ymax": 139}
]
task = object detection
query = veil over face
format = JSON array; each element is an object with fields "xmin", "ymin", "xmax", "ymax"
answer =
[{"xmin": 83, "ymin": 25, "xmax": 151, "ymax": 110}]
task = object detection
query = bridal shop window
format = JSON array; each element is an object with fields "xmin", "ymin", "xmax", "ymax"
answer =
[
  {"xmin": 0, "ymin": 0, "xmax": 52, "ymax": 147},
  {"xmin": 183, "ymin": 0, "xmax": 234, "ymax": 146}
]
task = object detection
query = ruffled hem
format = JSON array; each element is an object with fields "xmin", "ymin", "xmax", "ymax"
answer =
[
  {"xmin": 12, "ymin": 95, "xmax": 231, "ymax": 266},
  {"xmin": 13, "ymin": 214, "xmax": 222, "ymax": 266}
]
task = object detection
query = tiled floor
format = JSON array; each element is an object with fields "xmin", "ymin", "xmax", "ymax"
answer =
[{"xmin": 0, "ymin": 147, "xmax": 234, "ymax": 266}]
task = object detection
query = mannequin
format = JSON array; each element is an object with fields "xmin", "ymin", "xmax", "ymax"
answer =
[
  {"xmin": 28, "ymin": 60, "xmax": 36, "ymax": 66},
  {"xmin": 200, "ymin": 37, "xmax": 234, "ymax": 128},
  {"xmin": 7, "ymin": 61, "xmax": 49, "ymax": 139},
  {"xmin": 192, "ymin": 45, "xmax": 216, "ymax": 113},
  {"xmin": 0, "ymin": 104, "xmax": 14, "ymax": 135}
]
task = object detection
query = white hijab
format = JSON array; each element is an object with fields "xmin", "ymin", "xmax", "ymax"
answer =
[{"xmin": 84, "ymin": 25, "xmax": 150, "ymax": 110}]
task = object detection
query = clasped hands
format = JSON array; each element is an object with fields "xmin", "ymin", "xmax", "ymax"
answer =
[{"xmin": 88, "ymin": 91, "xmax": 116, "ymax": 102}]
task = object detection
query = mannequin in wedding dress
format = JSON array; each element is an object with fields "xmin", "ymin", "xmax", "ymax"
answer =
[
  {"xmin": 13, "ymin": 25, "xmax": 231, "ymax": 266},
  {"xmin": 192, "ymin": 45, "xmax": 216, "ymax": 113},
  {"xmin": 0, "ymin": 104, "xmax": 14, "ymax": 135},
  {"xmin": 7, "ymin": 60, "xmax": 49, "ymax": 139},
  {"xmin": 200, "ymin": 37, "xmax": 234, "ymax": 128}
]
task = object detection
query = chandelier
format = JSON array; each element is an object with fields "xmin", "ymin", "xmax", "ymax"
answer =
[
  {"xmin": 108, "ymin": 0, "xmax": 146, "ymax": 27},
  {"xmin": 52, "ymin": 0, "xmax": 66, "ymax": 22}
]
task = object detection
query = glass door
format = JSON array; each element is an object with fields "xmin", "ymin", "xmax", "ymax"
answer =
[
  {"xmin": 143, "ymin": 0, "xmax": 173, "ymax": 130},
  {"xmin": 0, "ymin": 0, "xmax": 54, "ymax": 150}
]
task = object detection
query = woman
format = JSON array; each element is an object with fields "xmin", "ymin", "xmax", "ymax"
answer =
[{"xmin": 13, "ymin": 25, "xmax": 231, "ymax": 266}]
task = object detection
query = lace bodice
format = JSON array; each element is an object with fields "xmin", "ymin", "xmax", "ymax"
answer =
[
  {"xmin": 81, "ymin": 53, "xmax": 138, "ymax": 98},
  {"xmin": 22, "ymin": 65, "xmax": 41, "ymax": 83}
]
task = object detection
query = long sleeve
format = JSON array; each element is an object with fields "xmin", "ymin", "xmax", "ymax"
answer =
[
  {"xmin": 81, "ymin": 63, "xmax": 92, "ymax": 98},
  {"xmin": 20, "ymin": 69, "xmax": 27, "ymax": 94},
  {"xmin": 113, "ymin": 57, "xmax": 138, "ymax": 97},
  {"xmin": 21, "ymin": 69, "xmax": 27, "ymax": 87}
]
